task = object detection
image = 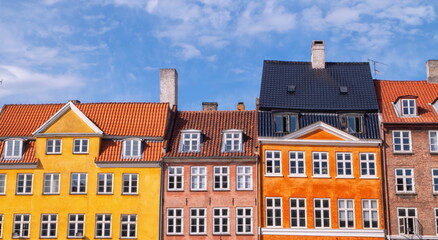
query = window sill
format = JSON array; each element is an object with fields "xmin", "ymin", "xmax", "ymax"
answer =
[
  {"xmin": 335, "ymin": 176, "xmax": 354, "ymax": 179},
  {"xmin": 46, "ymin": 152, "xmax": 62, "ymax": 155},
  {"xmin": 122, "ymin": 193, "xmax": 139, "ymax": 195},
  {"xmin": 236, "ymin": 233, "xmax": 254, "ymax": 235},
  {"xmin": 236, "ymin": 188, "xmax": 253, "ymax": 191},
  {"xmin": 359, "ymin": 176, "xmax": 379, "ymax": 179},
  {"xmin": 70, "ymin": 193, "xmax": 87, "ymax": 195},
  {"xmin": 42, "ymin": 193, "xmax": 60, "ymax": 195},
  {"xmin": 73, "ymin": 152, "xmax": 89, "ymax": 155},
  {"xmin": 396, "ymin": 192, "xmax": 417, "ymax": 196},
  {"xmin": 213, "ymin": 189, "xmax": 230, "ymax": 192},
  {"xmin": 190, "ymin": 189, "xmax": 207, "ymax": 192},
  {"xmin": 97, "ymin": 193, "xmax": 114, "ymax": 195},
  {"xmin": 312, "ymin": 176, "xmax": 331, "ymax": 179},
  {"xmin": 167, "ymin": 189, "xmax": 184, "ymax": 192},
  {"xmin": 392, "ymin": 151, "xmax": 414, "ymax": 155},
  {"xmin": 264, "ymin": 174, "xmax": 283, "ymax": 177},
  {"xmin": 288, "ymin": 175, "xmax": 307, "ymax": 178},
  {"xmin": 16, "ymin": 193, "xmax": 33, "ymax": 195}
]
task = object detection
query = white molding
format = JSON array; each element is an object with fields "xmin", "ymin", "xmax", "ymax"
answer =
[
  {"xmin": 95, "ymin": 162, "xmax": 161, "ymax": 168},
  {"xmin": 260, "ymin": 228, "xmax": 384, "ymax": 237},
  {"xmin": 0, "ymin": 164, "xmax": 38, "ymax": 169},
  {"xmin": 282, "ymin": 121, "xmax": 359, "ymax": 141},
  {"xmin": 258, "ymin": 138, "xmax": 381, "ymax": 146}
]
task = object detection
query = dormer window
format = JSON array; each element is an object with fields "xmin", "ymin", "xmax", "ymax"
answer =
[
  {"xmin": 222, "ymin": 130, "xmax": 243, "ymax": 152},
  {"xmin": 122, "ymin": 139, "xmax": 142, "ymax": 158},
  {"xmin": 401, "ymin": 99, "xmax": 416, "ymax": 116},
  {"xmin": 180, "ymin": 130, "xmax": 201, "ymax": 153},
  {"xmin": 340, "ymin": 114, "xmax": 363, "ymax": 133},
  {"xmin": 431, "ymin": 98, "xmax": 438, "ymax": 114},
  {"xmin": 274, "ymin": 113, "xmax": 298, "ymax": 133},
  {"xmin": 4, "ymin": 139, "xmax": 23, "ymax": 159}
]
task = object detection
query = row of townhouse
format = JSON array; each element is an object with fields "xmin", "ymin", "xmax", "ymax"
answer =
[{"xmin": 0, "ymin": 41, "xmax": 437, "ymax": 240}]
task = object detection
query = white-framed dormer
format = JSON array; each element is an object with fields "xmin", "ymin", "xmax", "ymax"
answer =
[
  {"xmin": 122, "ymin": 138, "xmax": 142, "ymax": 159},
  {"xmin": 393, "ymin": 95, "xmax": 418, "ymax": 117},
  {"xmin": 179, "ymin": 129, "xmax": 202, "ymax": 153},
  {"xmin": 3, "ymin": 138, "xmax": 24, "ymax": 160},
  {"xmin": 431, "ymin": 97, "xmax": 438, "ymax": 115},
  {"xmin": 221, "ymin": 129, "xmax": 243, "ymax": 152}
]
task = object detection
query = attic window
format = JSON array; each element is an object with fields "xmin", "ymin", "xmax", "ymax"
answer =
[
  {"xmin": 4, "ymin": 139, "xmax": 24, "ymax": 160},
  {"xmin": 401, "ymin": 99, "xmax": 416, "ymax": 116},
  {"xmin": 340, "ymin": 114, "xmax": 363, "ymax": 133},
  {"xmin": 122, "ymin": 139, "xmax": 142, "ymax": 158},
  {"xmin": 274, "ymin": 113, "xmax": 298, "ymax": 133},
  {"xmin": 340, "ymin": 86, "xmax": 348, "ymax": 94},
  {"xmin": 180, "ymin": 130, "xmax": 201, "ymax": 153},
  {"xmin": 222, "ymin": 130, "xmax": 243, "ymax": 152},
  {"xmin": 287, "ymin": 85, "xmax": 296, "ymax": 94}
]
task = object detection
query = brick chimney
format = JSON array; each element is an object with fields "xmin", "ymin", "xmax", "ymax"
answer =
[
  {"xmin": 237, "ymin": 102, "xmax": 245, "ymax": 111},
  {"xmin": 202, "ymin": 102, "xmax": 218, "ymax": 111},
  {"xmin": 427, "ymin": 60, "xmax": 438, "ymax": 83},
  {"xmin": 160, "ymin": 69, "xmax": 178, "ymax": 108},
  {"xmin": 311, "ymin": 40, "xmax": 325, "ymax": 69}
]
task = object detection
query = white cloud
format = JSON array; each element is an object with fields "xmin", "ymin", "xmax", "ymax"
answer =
[{"xmin": 176, "ymin": 44, "xmax": 201, "ymax": 60}]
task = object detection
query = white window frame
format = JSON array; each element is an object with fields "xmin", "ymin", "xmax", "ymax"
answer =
[
  {"xmin": 222, "ymin": 130, "xmax": 243, "ymax": 152},
  {"xmin": 430, "ymin": 131, "xmax": 438, "ymax": 153},
  {"xmin": 167, "ymin": 208, "xmax": 183, "ymax": 235},
  {"xmin": 0, "ymin": 214, "xmax": 3, "ymax": 238},
  {"xmin": 43, "ymin": 173, "xmax": 60, "ymax": 195},
  {"xmin": 236, "ymin": 207, "xmax": 253, "ymax": 234},
  {"xmin": 122, "ymin": 173, "xmax": 138, "ymax": 195},
  {"xmin": 68, "ymin": 214, "xmax": 85, "ymax": 238},
  {"xmin": 16, "ymin": 173, "xmax": 33, "ymax": 195},
  {"xmin": 314, "ymin": 198, "xmax": 331, "ymax": 228},
  {"xmin": 13, "ymin": 214, "xmax": 31, "ymax": 238},
  {"xmin": 289, "ymin": 151, "xmax": 306, "ymax": 177},
  {"xmin": 120, "ymin": 214, "xmax": 137, "ymax": 239},
  {"xmin": 4, "ymin": 139, "xmax": 23, "ymax": 159},
  {"xmin": 433, "ymin": 169, "xmax": 438, "ymax": 194},
  {"xmin": 398, "ymin": 208, "xmax": 418, "ymax": 235},
  {"xmin": 73, "ymin": 139, "xmax": 89, "ymax": 154},
  {"xmin": 338, "ymin": 199, "xmax": 355, "ymax": 229},
  {"xmin": 190, "ymin": 166, "xmax": 206, "ymax": 191},
  {"xmin": 0, "ymin": 174, "xmax": 6, "ymax": 195},
  {"xmin": 213, "ymin": 208, "xmax": 229, "ymax": 235},
  {"xmin": 435, "ymin": 208, "xmax": 438, "ymax": 236},
  {"xmin": 97, "ymin": 173, "xmax": 113, "ymax": 195},
  {"xmin": 70, "ymin": 173, "xmax": 87, "ymax": 194},
  {"xmin": 213, "ymin": 166, "xmax": 229, "ymax": 191},
  {"xmin": 336, "ymin": 152, "xmax": 352, "ymax": 178},
  {"xmin": 290, "ymin": 198, "xmax": 306, "ymax": 228},
  {"xmin": 190, "ymin": 208, "xmax": 206, "ymax": 235},
  {"xmin": 40, "ymin": 214, "xmax": 57, "ymax": 238},
  {"xmin": 274, "ymin": 113, "xmax": 298, "ymax": 133},
  {"xmin": 312, "ymin": 152, "xmax": 329, "ymax": 177},
  {"xmin": 46, "ymin": 139, "xmax": 62, "ymax": 154},
  {"xmin": 122, "ymin": 139, "xmax": 142, "ymax": 159},
  {"xmin": 265, "ymin": 150, "xmax": 282, "ymax": 176},
  {"xmin": 393, "ymin": 131, "xmax": 412, "ymax": 153},
  {"xmin": 236, "ymin": 166, "xmax": 252, "ymax": 190},
  {"xmin": 266, "ymin": 197, "xmax": 282, "ymax": 227},
  {"xmin": 360, "ymin": 153, "xmax": 377, "ymax": 178},
  {"xmin": 401, "ymin": 99, "xmax": 417, "ymax": 116},
  {"xmin": 362, "ymin": 199, "xmax": 379, "ymax": 229},
  {"xmin": 180, "ymin": 130, "xmax": 201, "ymax": 153},
  {"xmin": 395, "ymin": 168, "xmax": 415, "ymax": 194},
  {"xmin": 95, "ymin": 214, "xmax": 112, "ymax": 238},
  {"xmin": 168, "ymin": 167, "xmax": 184, "ymax": 191}
]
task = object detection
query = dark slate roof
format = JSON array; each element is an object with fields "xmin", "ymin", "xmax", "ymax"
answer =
[
  {"xmin": 259, "ymin": 61, "xmax": 379, "ymax": 111},
  {"xmin": 258, "ymin": 111, "xmax": 380, "ymax": 139}
]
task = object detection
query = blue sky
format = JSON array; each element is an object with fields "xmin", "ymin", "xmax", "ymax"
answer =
[{"xmin": 0, "ymin": 0, "xmax": 437, "ymax": 110}]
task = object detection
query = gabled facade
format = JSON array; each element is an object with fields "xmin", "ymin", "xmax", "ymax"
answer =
[
  {"xmin": 162, "ymin": 106, "xmax": 258, "ymax": 239},
  {"xmin": 258, "ymin": 41, "xmax": 384, "ymax": 239},
  {"xmin": 0, "ymin": 101, "xmax": 172, "ymax": 239}
]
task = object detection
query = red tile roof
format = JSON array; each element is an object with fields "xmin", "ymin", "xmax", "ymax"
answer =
[
  {"xmin": 165, "ymin": 110, "xmax": 258, "ymax": 158},
  {"xmin": 374, "ymin": 80, "xmax": 438, "ymax": 123},
  {"xmin": 96, "ymin": 140, "xmax": 163, "ymax": 163},
  {"xmin": 0, "ymin": 141, "xmax": 38, "ymax": 164}
]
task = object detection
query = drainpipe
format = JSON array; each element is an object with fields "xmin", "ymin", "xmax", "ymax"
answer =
[{"xmin": 381, "ymin": 125, "xmax": 391, "ymax": 240}]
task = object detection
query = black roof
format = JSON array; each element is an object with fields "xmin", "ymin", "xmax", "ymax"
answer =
[{"xmin": 259, "ymin": 61, "xmax": 379, "ymax": 111}]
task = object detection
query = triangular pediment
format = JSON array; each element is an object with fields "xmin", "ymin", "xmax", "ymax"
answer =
[{"xmin": 282, "ymin": 121, "xmax": 359, "ymax": 141}]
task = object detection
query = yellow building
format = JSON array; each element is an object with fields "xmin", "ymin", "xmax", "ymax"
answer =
[{"xmin": 0, "ymin": 101, "xmax": 171, "ymax": 239}]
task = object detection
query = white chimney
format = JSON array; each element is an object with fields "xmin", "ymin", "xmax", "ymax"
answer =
[
  {"xmin": 427, "ymin": 60, "xmax": 438, "ymax": 83},
  {"xmin": 160, "ymin": 69, "xmax": 178, "ymax": 108},
  {"xmin": 311, "ymin": 40, "xmax": 325, "ymax": 69}
]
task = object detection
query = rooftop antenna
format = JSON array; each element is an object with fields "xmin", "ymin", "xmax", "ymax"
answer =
[{"xmin": 368, "ymin": 59, "xmax": 387, "ymax": 79}]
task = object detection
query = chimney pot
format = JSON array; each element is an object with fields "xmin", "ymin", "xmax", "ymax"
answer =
[
  {"xmin": 237, "ymin": 102, "xmax": 245, "ymax": 111},
  {"xmin": 202, "ymin": 102, "xmax": 218, "ymax": 111},
  {"xmin": 160, "ymin": 69, "xmax": 178, "ymax": 108},
  {"xmin": 311, "ymin": 40, "xmax": 325, "ymax": 69},
  {"xmin": 427, "ymin": 60, "xmax": 438, "ymax": 83}
]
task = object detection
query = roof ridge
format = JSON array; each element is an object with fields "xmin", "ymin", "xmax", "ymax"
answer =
[
  {"xmin": 374, "ymin": 80, "xmax": 429, "ymax": 83},
  {"xmin": 264, "ymin": 60, "xmax": 369, "ymax": 65},
  {"xmin": 178, "ymin": 110, "xmax": 257, "ymax": 113}
]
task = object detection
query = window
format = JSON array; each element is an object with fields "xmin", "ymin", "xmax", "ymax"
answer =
[
  {"xmin": 362, "ymin": 199, "xmax": 379, "ymax": 228},
  {"xmin": 40, "ymin": 214, "xmax": 57, "ymax": 238},
  {"xmin": 360, "ymin": 153, "xmax": 376, "ymax": 177},
  {"xmin": 167, "ymin": 208, "xmax": 183, "ymax": 235},
  {"xmin": 122, "ymin": 139, "xmax": 141, "ymax": 158},
  {"xmin": 236, "ymin": 166, "xmax": 252, "ymax": 190},
  {"xmin": 168, "ymin": 167, "xmax": 183, "ymax": 191},
  {"xmin": 16, "ymin": 173, "xmax": 33, "ymax": 195},
  {"xmin": 180, "ymin": 131, "xmax": 201, "ymax": 152},
  {"xmin": 122, "ymin": 174, "xmax": 138, "ymax": 194},
  {"xmin": 393, "ymin": 131, "xmax": 411, "ymax": 152},
  {"xmin": 73, "ymin": 139, "xmax": 89, "ymax": 154},
  {"xmin": 0, "ymin": 174, "xmax": 6, "ymax": 195},
  {"xmin": 265, "ymin": 151, "xmax": 281, "ymax": 175},
  {"xmin": 213, "ymin": 208, "xmax": 229, "ymax": 234},
  {"xmin": 71, "ymin": 173, "xmax": 87, "ymax": 194},
  {"xmin": 398, "ymin": 208, "xmax": 417, "ymax": 235},
  {"xmin": 222, "ymin": 130, "xmax": 242, "ymax": 152},
  {"xmin": 43, "ymin": 173, "xmax": 60, "ymax": 194},
  {"xmin": 46, "ymin": 139, "xmax": 61, "ymax": 154},
  {"xmin": 191, "ymin": 167, "xmax": 206, "ymax": 191},
  {"xmin": 95, "ymin": 214, "xmax": 111, "ymax": 238},
  {"xmin": 313, "ymin": 152, "xmax": 329, "ymax": 177},
  {"xmin": 435, "ymin": 209, "xmax": 438, "ymax": 235},
  {"xmin": 340, "ymin": 114, "xmax": 363, "ymax": 133},
  {"xmin": 97, "ymin": 173, "xmax": 113, "ymax": 194},
  {"xmin": 0, "ymin": 214, "xmax": 3, "ymax": 238},
  {"xmin": 274, "ymin": 113, "xmax": 298, "ymax": 133},
  {"xmin": 13, "ymin": 214, "xmax": 30, "ymax": 238},
  {"xmin": 4, "ymin": 139, "xmax": 23, "ymax": 159},
  {"xmin": 430, "ymin": 131, "xmax": 438, "ymax": 153},
  {"xmin": 213, "ymin": 166, "xmax": 229, "ymax": 190},
  {"xmin": 401, "ymin": 99, "xmax": 416, "ymax": 116},
  {"xmin": 289, "ymin": 151, "xmax": 305, "ymax": 176},
  {"xmin": 395, "ymin": 169, "xmax": 415, "ymax": 193},
  {"xmin": 266, "ymin": 197, "xmax": 282, "ymax": 227},
  {"xmin": 290, "ymin": 198, "xmax": 306, "ymax": 228},
  {"xmin": 190, "ymin": 208, "xmax": 206, "ymax": 235},
  {"xmin": 314, "ymin": 199, "xmax": 330, "ymax": 228},
  {"xmin": 236, "ymin": 208, "xmax": 253, "ymax": 234},
  {"xmin": 120, "ymin": 215, "xmax": 137, "ymax": 238},
  {"xmin": 336, "ymin": 153, "xmax": 352, "ymax": 177},
  {"xmin": 433, "ymin": 169, "xmax": 438, "ymax": 194},
  {"xmin": 338, "ymin": 199, "xmax": 354, "ymax": 228},
  {"xmin": 68, "ymin": 214, "xmax": 85, "ymax": 238}
]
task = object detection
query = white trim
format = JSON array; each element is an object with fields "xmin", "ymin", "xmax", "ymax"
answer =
[
  {"xmin": 120, "ymin": 214, "xmax": 137, "ymax": 239},
  {"xmin": 236, "ymin": 207, "xmax": 253, "ymax": 234},
  {"xmin": 338, "ymin": 199, "xmax": 355, "ymax": 229},
  {"xmin": 289, "ymin": 151, "xmax": 306, "ymax": 177},
  {"xmin": 167, "ymin": 166, "xmax": 184, "ymax": 191},
  {"xmin": 40, "ymin": 214, "xmax": 58, "ymax": 238},
  {"xmin": 236, "ymin": 166, "xmax": 253, "ymax": 190},
  {"xmin": 96, "ymin": 162, "xmax": 161, "ymax": 168},
  {"xmin": 95, "ymin": 214, "xmax": 112, "ymax": 238},
  {"xmin": 212, "ymin": 208, "xmax": 230, "ymax": 234},
  {"xmin": 336, "ymin": 152, "xmax": 353, "ymax": 178},
  {"xmin": 260, "ymin": 228, "xmax": 384, "ymax": 237},
  {"xmin": 430, "ymin": 130, "xmax": 438, "ymax": 153},
  {"xmin": 258, "ymin": 138, "xmax": 381, "ymax": 146},
  {"xmin": 97, "ymin": 173, "xmax": 114, "ymax": 195},
  {"xmin": 166, "ymin": 208, "xmax": 184, "ymax": 235},
  {"xmin": 3, "ymin": 138, "xmax": 24, "ymax": 160},
  {"xmin": 266, "ymin": 197, "xmax": 283, "ymax": 228},
  {"xmin": 33, "ymin": 101, "xmax": 103, "ymax": 135},
  {"xmin": 213, "ymin": 166, "xmax": 230, "ymax": 191},
  {"xmin": 0, "ymin": 174, "xmax": 5, "ymax": 195},
  {"xmin": 222, "ymin": 129, "xmax": 243, "ymax": 152},
  {"xmin": 392, "ymin": 130, "xmax": 412, "ymax": 153},
  {"xmin": 282, "ymin": 121, "xmax": 359, "ymax": 141},
  {"xmin": 70, "ymin": 173, "xmax": 87, "ymax": 194},
  {"xmin": 314, "ymin": 198, "xmax": 331, "ymax": 228},
  {"xmin": 67, "ymin": 214, "xmax": 86, "ymax": 238},
  {"xmin": 265, "ymin": 150, "xmax": 282, "ymax": 175}
]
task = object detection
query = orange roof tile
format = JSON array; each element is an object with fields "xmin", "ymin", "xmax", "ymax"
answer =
[
  {"xmin": 165, "ymin": 110, "xmax": 258, "ymax": 158},
  {"xmin": 374, "ymin": 80, "xmax": 438, "ymax": 123},
  {"xmin": 95, "ymin": 140, "xmax": 163, "ymax": 162},
  {"xmin": 0, "ymin": 141, "xmax": 38, "ymax": 164}
]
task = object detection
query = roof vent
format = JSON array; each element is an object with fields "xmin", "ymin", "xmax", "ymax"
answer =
[
  {"xmin": 340, "ymin": 86, "xmax": 348, "ymax": 94},
  {"xmin": 287, "ymin": 85, "xmax": 296, "ymax": 93}
]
